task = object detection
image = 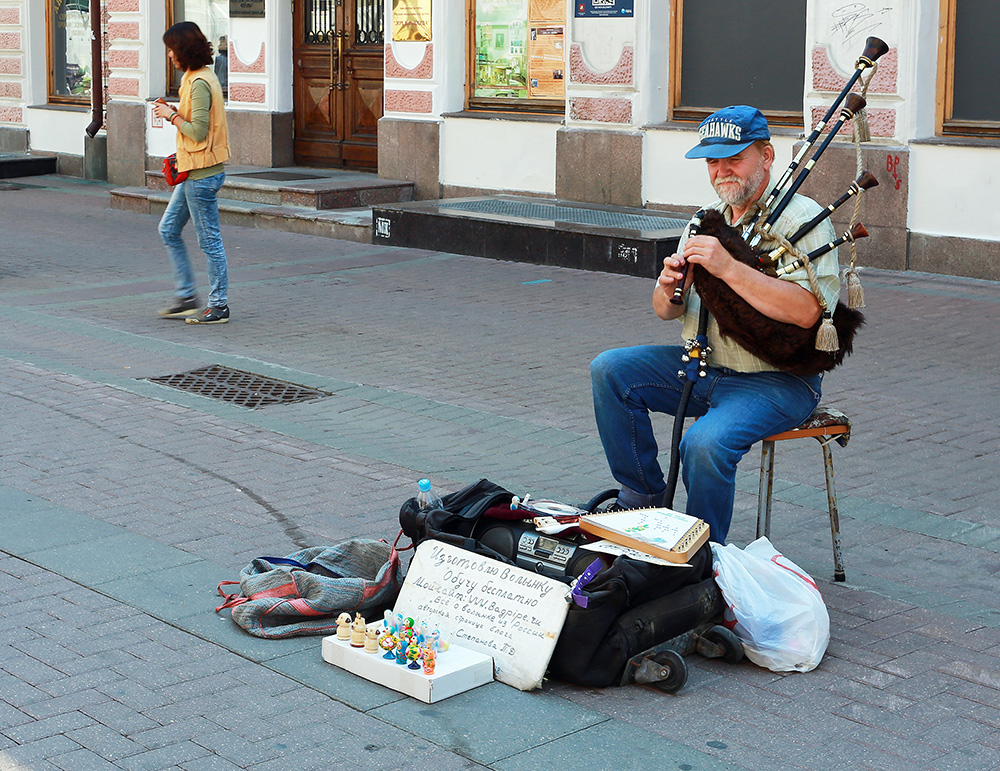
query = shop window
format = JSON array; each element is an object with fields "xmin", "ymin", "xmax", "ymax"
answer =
[
  {"xmin": 670, "ymin": 0, "xmax": 805, "ymax": 126},
  {"xmin": 937, "ymin": 0, "xmax": 1000, "ymax": 136},
  {"xmin": 167, "ymin": 0, "xmax": 229, "ymax": 96},
  {"xmin": 47, "ymin": 0, "xmax": 92, "ymax": 104},
  {"xmin": 468, "ymin": 0, "xmax": 565, "ymax": 113}
]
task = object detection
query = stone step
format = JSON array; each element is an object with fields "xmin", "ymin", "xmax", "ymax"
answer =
[
  {"xmin": 144, "ymin": 165, "xmax": 414, "ymax": 210},
  {"xmin": 109, "ymin": 185, "xmax": 372, "ymax": 243},
  {"xmin": 372, "ymin": 196, "xmax": 691, "ymax": 278},
  {"xmin": 0, "ymin": 153, "xmax": 58, "ymax": 180}
]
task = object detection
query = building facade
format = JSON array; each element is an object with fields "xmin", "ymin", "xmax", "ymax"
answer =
[{"xmin": 1, "ymin": 1, "xmax": 997, "ymax": 280}]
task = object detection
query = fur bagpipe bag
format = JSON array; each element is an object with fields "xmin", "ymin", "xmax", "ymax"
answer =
[{"xmin": 691, "ymin": 208, "xmax": 865, "ymax": 376}]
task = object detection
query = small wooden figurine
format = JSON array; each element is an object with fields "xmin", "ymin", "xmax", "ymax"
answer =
[
  {"xmin": 422, "ymin": 646, "xmax": 436, "ymax": 675},
  {"xmin": 364, "ymin": 626, "xmax": 380, "ymax": 654},
  {"xmin": 350, "ymin": 613, "xmax": 366, "ymax": 647},
  {"xmin": 336, "ymin": 612, "xmax": 352, "ymax": 641},
  {"xmin": 379, "ymin": 631, "xmax": 398, "ymax": 660}
]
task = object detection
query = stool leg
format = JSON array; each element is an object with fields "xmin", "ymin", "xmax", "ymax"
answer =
[
  {"xmin": 821, "ymin": 442, "xmax": 846, "ymax": 582},
  {"xmin": 757, "ymin": 440, "xmax": 775, "ymax": 540}
]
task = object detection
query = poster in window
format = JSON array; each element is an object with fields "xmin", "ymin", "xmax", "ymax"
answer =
[
  {"xmin": 529, "ymin": 0, "xmax": 565, "ymax": 22},
  {"xmin": 574, "ymin": 0, "xmax": 634, "ymax": 18},
  {"xmin": 475, "ymin": 0, "xmax": 529, "ymax": 98},
  {"xmin": 392, "ymin": 0, "xmax": 432, "ymax": 42},
  {"xmin": 528, "ymin": 26, "xmax": 564, "ymax": 98}
]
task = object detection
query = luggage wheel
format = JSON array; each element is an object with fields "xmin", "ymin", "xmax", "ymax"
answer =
[
  {"xmin": 630, "ymin": 649, "xmax": 688, "ymax": 693},
  {"xmin": 584, "ymin": 488, "xmax": 619, "ymax": 514},
  {"xmin": 695, "ymin": 625, "xmax": 744, "ymax": 664}
]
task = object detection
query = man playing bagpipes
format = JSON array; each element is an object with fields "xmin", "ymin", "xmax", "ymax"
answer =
[{"xmin": 591, "ymin": 105, "xmax": 846, "ymax": 544}]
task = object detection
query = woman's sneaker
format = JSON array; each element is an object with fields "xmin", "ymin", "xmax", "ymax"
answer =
[
  {"xmin": 157, "ymin": 296, "xmax": 200, "ymax": 318},
  {"xmin": 185, "ymin": 305, "xmax": 230, "ymax": 325}
]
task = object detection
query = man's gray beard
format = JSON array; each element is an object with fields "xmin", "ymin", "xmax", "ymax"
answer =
[{"xmin": 715, "ymin": 163, "xmax": 768, "ymax": 209}]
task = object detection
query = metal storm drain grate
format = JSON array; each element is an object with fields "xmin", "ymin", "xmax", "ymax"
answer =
[
  {"xmin": 146, "ymin": 365, "xmax": 329, "ymax": 409},
  {"xmin": 439, "ymin": 199, "xmax": 690, "ymax": 232}
]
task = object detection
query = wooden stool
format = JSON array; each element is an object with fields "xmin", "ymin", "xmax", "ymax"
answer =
[{"xmin": 756, "ymin": 406, "xmax": 851, "ymax": 582}]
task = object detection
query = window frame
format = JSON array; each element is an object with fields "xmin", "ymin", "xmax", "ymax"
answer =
[
  {"xmin": 165, "ymin": 0, "xmax": 229, "ymax": 97},
  {"xmin": 936, "ymin": 0, "xmax": 1000, "ymax": 137},
  {"xmin": 464, "ymin": 0, "xmax": 564, "ymax": 116},
  {"xmin": 668, "ymin": 0, "xmax": 803, "ymax": 128},
  {"xmin": 46, "ymin": 0, "xmax": 93, "ymax": 106}
]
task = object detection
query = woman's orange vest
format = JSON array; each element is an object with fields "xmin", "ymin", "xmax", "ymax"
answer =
[{"xmin": 175, "ymin": 67, "xmax": 230, "ymax": 172}]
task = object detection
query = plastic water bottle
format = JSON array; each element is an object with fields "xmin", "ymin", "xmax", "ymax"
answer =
[{"xmin": 416, "ymin": 479, "xmax": 444, "ymax": 511}]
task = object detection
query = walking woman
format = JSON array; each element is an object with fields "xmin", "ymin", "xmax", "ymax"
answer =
[{"xmin": 153, "ymin": 21, "xmax": 231, "ymax": 324}]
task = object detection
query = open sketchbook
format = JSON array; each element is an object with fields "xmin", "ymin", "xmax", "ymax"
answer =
[{"xmin": 578, "ymin": 507, "xmax": 709, "ymax": 564}]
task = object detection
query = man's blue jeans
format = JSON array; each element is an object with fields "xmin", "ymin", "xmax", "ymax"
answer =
[
  {"xmin": 591, "ymin": 345, "xmax": 821, "ymax": 543},
  {"xmin": 158, "ymin": 172, "xmax": 228, "ymax": 308}
]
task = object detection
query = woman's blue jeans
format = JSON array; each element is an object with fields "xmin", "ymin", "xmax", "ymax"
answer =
[
  {"xmin": 158, "ymin": 172, "xmax": 228, "ymax": 308},
  {"xmin": 591, "ymin": 345, "xmax": 821, "ymax": 543}
]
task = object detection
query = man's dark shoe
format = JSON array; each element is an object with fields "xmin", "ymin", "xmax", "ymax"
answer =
[
  {"xmin": 186, "ymin": 305, "xmax": 230, "ymax": 325},
  {"xmin": 158, "ymin": 296, "xmax": 200, "ymax": 318}
]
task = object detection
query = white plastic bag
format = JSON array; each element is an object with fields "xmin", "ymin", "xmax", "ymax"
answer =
[{"xmin": 711, "ymin": 537, "xmax": 830, "ymax": 672}]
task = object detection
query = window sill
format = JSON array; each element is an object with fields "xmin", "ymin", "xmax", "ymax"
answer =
[
  {"xmin": 443, "ymin": 110, "xmax": 564, "ymax": 124},
  {"xmin": 911, "ymin": 134, "xmax": 1000, "ymax": 148},
  {"xmin": 30, "ymin": 103, "xmax": 89, "ymax": 112},
  {"xmin": 644, "ymin": 120, "xmax": 805, "ymax": 139}
]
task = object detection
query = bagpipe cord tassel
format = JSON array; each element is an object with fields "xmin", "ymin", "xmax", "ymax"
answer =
[
  {"xmin": 816, "ymin": 310, "xmax": 840, "ymax": 352},
  {"xmin": 807, "ymin": 259, "xmax": 840, "ymax": 352},
  {"xmin": 853, "ymin": 61, "xmax": 878, "ymax": 143},
  {"xmin": 846, "ymin": 82, "xmax": 872, "ymax": 311}
]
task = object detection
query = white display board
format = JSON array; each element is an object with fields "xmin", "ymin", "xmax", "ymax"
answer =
[{"xmin": 393, "ymin": 540, "xmax": 571, "ymax": 691}]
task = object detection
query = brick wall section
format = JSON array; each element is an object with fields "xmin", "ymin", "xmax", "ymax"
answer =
[
  {"xmin": 229, "ymin": 83, "xmax": 265, "ymax": 103},
  {"xmin": 108, "ymin": 77, "xmax": 140, "ymax": 96},
  {"xmin": 107, "ymin": 2, "xmax": 142, "ymax": 101},
  {"xmin": 812, "ymin": 46, "xmax": 898, "ymax": 94},
  {"xmin": 109, "ymin": 49, "xmax": 140, "ymax": 69},
  {"xmin": 384, "ymin": 89, "xmax": 432, "ymax": 113},
  {"xmin": 570, "ymin": 97, "xmax": 632, "ymax": 124},
  {"xmin": 0, "ymin": 2, "xmax": 22, "ymax": 125},
  {"xmin": 569, "ymin": 44, "xmax": 633, "ymax": 85},
  {"xmin": 230, "ymin": 41, "xmax": 265, "ymax": 73},
  {"xmin": 385, "ymin": 44, "xmax": 433, "ymax": 79}
]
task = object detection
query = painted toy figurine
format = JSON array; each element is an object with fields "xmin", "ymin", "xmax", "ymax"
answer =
[
  {"xmin": 422, "ymin": 646, "xmax": 436, "ymax": 675},
  {"xmin": 364, "ymin": 626, "xmax": 380, "ymax": 654},
  {"xmin": 336, "ymin": 612, "xmax": 352, "ymax": 641},
  {"xmin": 379, "ymin": 631, "xmax": 398, "ymax": 660},
  {"xmin": 350, "ymin": 613, "xmax": 366, "ymax": 647},
  {"xmin": 406, "ymin": 642, "xmax": 422, "ymax": 670},
  {"xmin": 395, "ymin": 643, "xmax": 408, "ymax": 665}
]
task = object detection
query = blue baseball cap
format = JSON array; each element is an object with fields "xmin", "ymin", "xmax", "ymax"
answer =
[{"xmin": 684, "ymin": 105, "xmax": 771, "ymax": 159}]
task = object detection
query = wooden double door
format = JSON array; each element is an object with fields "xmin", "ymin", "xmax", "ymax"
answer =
[{"xmin": 293, "ymin": 0, "xmax": 384, "ymax": 169}]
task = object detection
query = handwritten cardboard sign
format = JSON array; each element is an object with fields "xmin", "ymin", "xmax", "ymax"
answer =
[{"xmin": 393, "ymin": 540, "xmax": 570, "ymax": 691}]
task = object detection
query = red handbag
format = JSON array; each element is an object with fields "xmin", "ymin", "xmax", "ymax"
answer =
[{"xmin": 162, "ymin": 153, "xmax": 188, "ymax": 186}]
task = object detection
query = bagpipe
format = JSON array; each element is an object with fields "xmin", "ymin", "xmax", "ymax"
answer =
[
  {"xmin": 671, "ymin": 36, "xmax": 889, "ymax": 378},
  {"xmin": 662, "ymin": 36, "xmax": 887, "ymax": 507}
]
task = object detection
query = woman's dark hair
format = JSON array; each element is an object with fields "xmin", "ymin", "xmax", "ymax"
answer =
[{"xmin": 163, "ymin": 21, "xmax": 214, "ymax": 71}]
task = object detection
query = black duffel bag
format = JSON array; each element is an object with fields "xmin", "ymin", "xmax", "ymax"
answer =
[
  {"xmin": 398, "ymin": 478, "xmax": 518, "ymax": 564},
  {"xmin": 547, "ymin": 542, "xmax": 717, "ymax": 687}
]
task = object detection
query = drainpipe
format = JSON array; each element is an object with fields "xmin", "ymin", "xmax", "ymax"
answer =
[{"xmin": 85, "ymin": 0, "xmax": 104, "ymax": 138}]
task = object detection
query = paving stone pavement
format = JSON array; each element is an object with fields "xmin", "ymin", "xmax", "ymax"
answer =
[{"xmin": 1, "ymin": 174, "xmax": 999, "ymax": 771}]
